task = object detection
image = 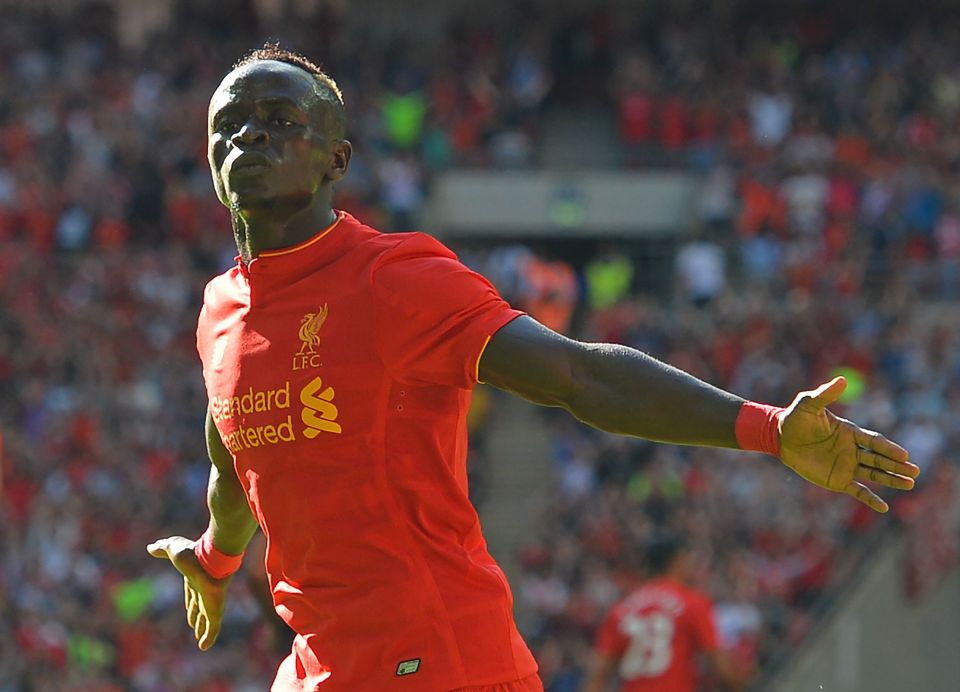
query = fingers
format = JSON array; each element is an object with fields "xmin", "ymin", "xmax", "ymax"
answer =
[
  {"xmin": 194, "ymin": 611, "xmax": 207, "ymax": 644},
  {"xmin": 844, "ymin": 481, "xmax": 888, "ymax": 513},
  {"xmin": 155, "ymin": 536, "xmax": 223, "ymax": 652},
  {"xmin": 200, "ymin": 617, "xmax": 221, "ymax": 650},
  {"xmin": 855, "ymin": 446, "xmax": 919, "ymax": 479},
  {"xmin": 804, "ymin": 376, "xmax": 847, "ymax": 410},
  {"xmin": 186, "ymin": 583, "xmax": 200, "ymax": 630},
  {"xmin": 184, "ymin": 576, "xmax": 219, "ymax": 650},
  {"xmin": 147, "ymin": 535, "xmax": 192, "ymax": 561},
  {"xmin": 147, "ymin": 539, "xmax": 169, "ymax": 558},
  {"xmin": 853, "ymin": 427, "xmax": 912, "ymax": 465},
  {"xmin": 854, "ymin": 464, "xmax": 915, "ymax": 490}
]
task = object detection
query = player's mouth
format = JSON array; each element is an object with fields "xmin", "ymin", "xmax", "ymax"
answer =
[{"xmin": 228, "ymin": 152, "xmax": 274, "ymax": 174}]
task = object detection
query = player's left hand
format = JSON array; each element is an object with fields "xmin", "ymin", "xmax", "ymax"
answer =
[
  {"xmin": 147, "ymin": 536, "xmax": 231, "ymax": 651},
  {"xmin": 778, "ymin": 376, "xmax": 920, "ymax": 513}
]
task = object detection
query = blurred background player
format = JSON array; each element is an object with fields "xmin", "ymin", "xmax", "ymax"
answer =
[{"xmin": 584, "ymin": 535, "xmax": 748, "ymax": 692}]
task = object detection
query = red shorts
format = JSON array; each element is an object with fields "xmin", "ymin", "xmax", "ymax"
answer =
[{"xmin": 452, "ymin": 674, "xmax": 544, "ymax": 692}]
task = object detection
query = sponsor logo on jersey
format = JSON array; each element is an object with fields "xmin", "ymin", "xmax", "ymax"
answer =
[
  {"xmin": 300, "ymin": 376, "xmax": 342, "ymax": 436},
  {"xmin": 212, "ymin": 305, "xmax": 348, "ymax": 453},
  {"xmin": 213, "ymin": 375, "xmax": 343, "ymax": 453}
]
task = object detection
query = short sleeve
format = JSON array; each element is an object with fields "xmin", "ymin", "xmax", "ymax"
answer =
[
  {"xmin": 688, "ymin": 594, "xmax": 719, "ymax": 653},
  {"xmin": 595, "ymin": 606, "xmax": 628, "ymax": 657},
  {"xmin": 196, "ymin": 281, "xmax": 215, "ymax": 382},
  {"xmin": 371, "ymin": 234, "xmax": 523, "ymax": 388}
]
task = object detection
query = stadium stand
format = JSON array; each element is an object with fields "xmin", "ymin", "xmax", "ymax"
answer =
[{"xmin": 1, "ymin": 1, "xmax": 958, "ymax": 690}]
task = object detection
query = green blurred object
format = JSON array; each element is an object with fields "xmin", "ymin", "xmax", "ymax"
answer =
[
  {"xmin": 382, "ymin": 92, "xmax": 427, "ymax": 149},
  {"xmin": 112, "ymin": 577, "xmax": 155, "ymax": 622},
  {"xmin": 550, "ymin": 199, "xmax": 584, "ymax": 228},
  {"xmin": 832, "ymin": 366, "xmax": 866, "ymax": 404},
  {"xmin": 586, "ymin": 255, "xmax": 634, "ymax": 310},
  {"xmin": 68, "ymin": 634, "xmax": 115, "ymax": 670},
  {"xmin": 626, "ymin": 468, "xmax": 684, "ymax": 504},
  {"xmin": 549, "ymin": 185, "xmax": 585, "ymax": 229}
]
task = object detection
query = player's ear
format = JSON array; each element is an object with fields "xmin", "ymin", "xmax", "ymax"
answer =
[{"xmin": 326, "ymin": 139, "xmax": 352, "ymax": 183}]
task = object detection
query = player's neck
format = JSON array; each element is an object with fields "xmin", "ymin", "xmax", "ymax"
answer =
[{"xmin": 231, "ymin": 194, "xmax": 336, "ymax": 265}]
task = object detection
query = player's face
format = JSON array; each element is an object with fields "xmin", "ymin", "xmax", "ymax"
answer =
[{"xmin": 207, "ymin": 61, "xmax": 346, "ymax": 212}]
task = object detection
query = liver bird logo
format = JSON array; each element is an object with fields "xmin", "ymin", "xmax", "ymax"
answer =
[{"xmin": 297, "ymin": 304, "xmax": 328, "ymax": 355}]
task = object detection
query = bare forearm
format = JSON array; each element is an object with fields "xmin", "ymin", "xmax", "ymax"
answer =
[
  {"xmin": 566, "ymin": 342, "xmax": 743, "ymax": 447},
  {"xmin": 481, "ymin": 317, "xmax": 745, "ymax": 448},
  {"xmin": 205, "ymin": 411, "xmax": 258, "ymax": 555},
  {"xmin": 206, "ymin": 464, "xmax": 258, "ymax": 555},
  {"xmin": 481, "ymin": 317, "xmax": 917, "ymax": 512}
]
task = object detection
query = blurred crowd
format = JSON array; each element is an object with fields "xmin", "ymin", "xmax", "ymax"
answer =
[
  {"xmin": 1, "ymin": 0, "xmax": 959, "ymax": 690},
  {"xmin": 474, "ymin": 5, "xmax": 960, "ymax": 690},
  {"xmin": 0, "ymin": 0, "xmax": 558, "ymax": 251},
  {"xmin": 504, "ymin": 288, "xmax": 958, "ymax": 691}
]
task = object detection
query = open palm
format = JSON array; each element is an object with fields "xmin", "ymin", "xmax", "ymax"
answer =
[
  {"xmin": 778, "ymin": 377, "xmax": 919, "ymax": 512},
  {"xmin": 147, "ymin": 536, "xmax": 231, "ymax": 650}
]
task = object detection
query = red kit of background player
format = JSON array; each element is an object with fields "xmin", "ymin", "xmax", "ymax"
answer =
[{"xmin": 595, "ymin": 576, "xmax": 719, "ymax": 692}]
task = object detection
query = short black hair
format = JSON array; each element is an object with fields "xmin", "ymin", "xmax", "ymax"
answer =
[
  {"xmin": 646, "ymin": 534, "xmax": 686, "ymax": 575},
  {"xmin": 233, "ymin": 42, "xmax": 346, "ymax": 137}
]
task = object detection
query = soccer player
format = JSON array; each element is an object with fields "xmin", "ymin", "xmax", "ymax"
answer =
[
  {"xmin": 584, "ymin": 536, "xmax": 747, "ymax": 692},
  {"xmin": 146, "ymin": 45, "xmax": 919, "ymax": 691}
]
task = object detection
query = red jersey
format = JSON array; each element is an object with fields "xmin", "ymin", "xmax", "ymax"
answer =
[
  {"xmin": 596, "ymin": 578, "xmax": 718, "ymax": 692},
  {"xmin": 196, "ymin": 211, "xmax": 535, "ymax": 691}
]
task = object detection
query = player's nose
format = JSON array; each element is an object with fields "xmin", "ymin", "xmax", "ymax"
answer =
[{"xmin": 232, "ymin": 118, "xmax": 268, "ymax": 146}]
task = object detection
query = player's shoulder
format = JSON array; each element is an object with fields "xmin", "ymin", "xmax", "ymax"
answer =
[
  {"xmin": 328, "ymin": 211, "xmax": 459, "ymax": 268},
  {"xmin": 369, "ymin": 230, "xmax": 458, "ymax": 266},
  {"xmin": 202, "ymin": 265, "xmax": 244, "ymax": 309},
  {"xmin": 362, "ymin": 231, "xmax": 463, "ymax": 290}
]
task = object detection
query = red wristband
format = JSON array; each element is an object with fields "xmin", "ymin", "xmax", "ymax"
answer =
[
  {"xmin": 735, "ymin": 401, "xmax": 784, "ymax": 457},
  {"xmin": 194, "ymin": 526, "xmax": 244, "ymax": 580}
]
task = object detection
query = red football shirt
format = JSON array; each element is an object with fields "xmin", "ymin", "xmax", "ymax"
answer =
[
  {"xmin": 595, "ymin": 578, "xmax": 718, "ymax": 692},
  {"xmin": 196, "ymin": 211, "xmax": 535, "ymax": 691}
]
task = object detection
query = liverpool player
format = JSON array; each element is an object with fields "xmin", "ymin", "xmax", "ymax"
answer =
[
  {"xmin": 147, "ymin": 45, "xmax": 918, "ymax": 691},
  {"xmin": 584, "ymin": 536, "xmax": 747, "ymax": 692}
]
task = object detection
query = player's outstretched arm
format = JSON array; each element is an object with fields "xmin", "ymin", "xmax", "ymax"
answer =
[
  {"xmin": 146, "ymin": 410, "xmax": 259, "ymax": 650},
  {"xmin": 479, "ymin": 316, "xmax": 919, "ymax": 512}
]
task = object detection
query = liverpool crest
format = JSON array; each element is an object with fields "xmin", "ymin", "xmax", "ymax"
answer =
[{"xmin": 294, "ymin": 304, "xmax": 328, "ymax": 369}]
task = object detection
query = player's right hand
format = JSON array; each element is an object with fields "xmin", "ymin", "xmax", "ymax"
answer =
[
  {"xmin": 778, "ymin": 377, "xmax": 918, "ymax": 513},
  {"xmin": 147, "ymin": 536, "xmax": 231, "ymax": 651}
]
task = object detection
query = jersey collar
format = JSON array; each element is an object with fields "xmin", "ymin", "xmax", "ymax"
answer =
[
  {"xmin": 236, "ymin": 210, "xmax": 347, "ymax": 274},
  {"xmin": 258, "ymin": 211, "xmax": 345, "ymax": 259}
]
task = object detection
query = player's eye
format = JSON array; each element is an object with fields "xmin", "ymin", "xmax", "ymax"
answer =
[
  {"xmin": 273, "ymin": 118, "xmax": 295, "ymax": 127},
  {"xmin": 216, "ymin": 120, "xmax": 239, "ymax": 134}
]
